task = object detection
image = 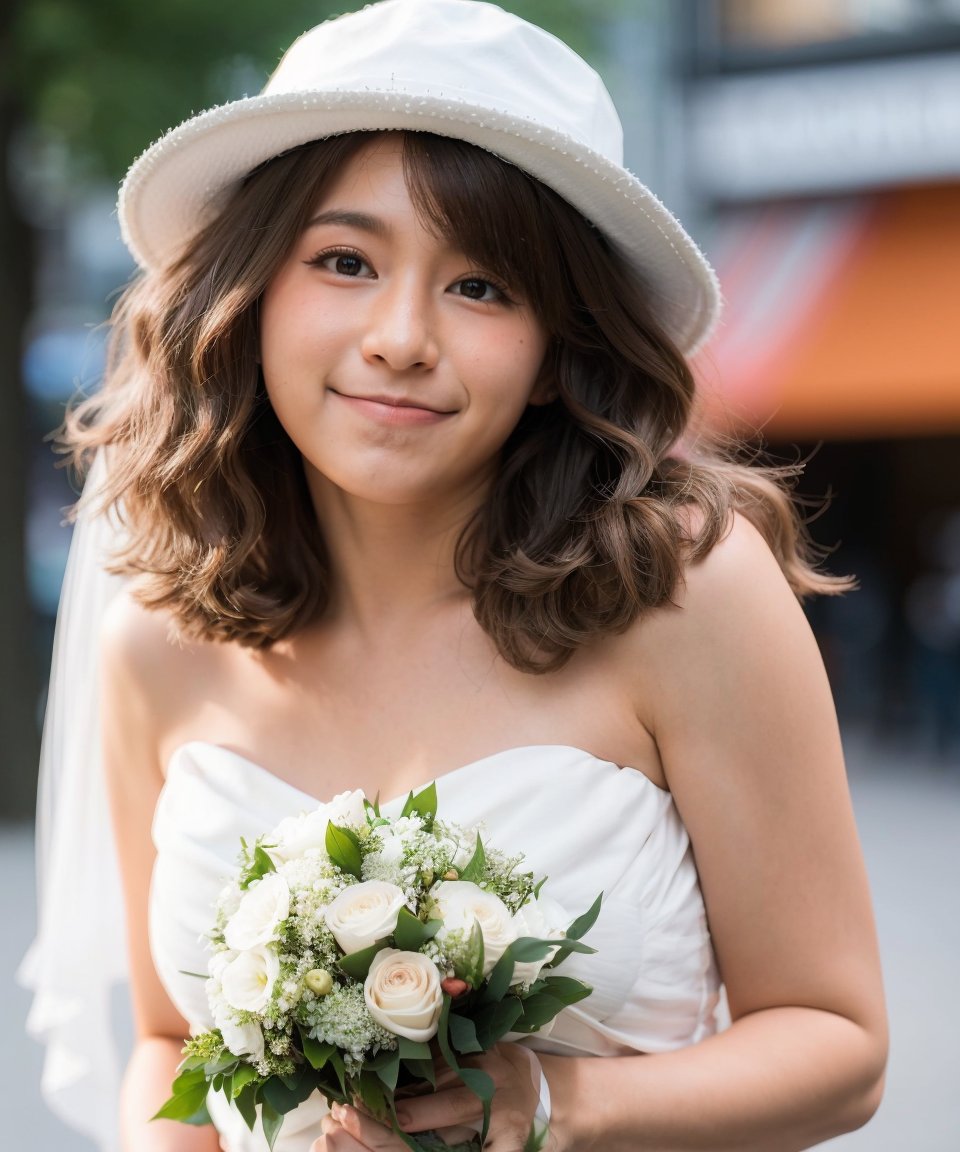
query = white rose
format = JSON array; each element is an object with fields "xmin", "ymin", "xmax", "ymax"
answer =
[
  {"xmin": 324, "ymin": 880, "xmax": 407, "ymax": 955},
  {"xmin": 214, "ymin": 1003, "xmax": 265, "ymax": 1062},
  {"xmin": 220, "ymin": 946, "xmax": 280, "ymax": 1013},
  {"xmin": 430, "ymin": 881, "xmax": 517, "ymax": 976},
  {"xmin": 371, "ymin": 829, "xmax": 405, "ymax": 867},
  {"xmin": 224, "ymin": 873, "xmax": 290, "ymax": 950},
  {"xmin": 326, "ymin": 789, "xmax": 368, "ymax": 830},
  {"xmin": 269, "ymin": 809, "xmax": 333, "ymax": 865},
  {"xmin": 363, "ymin": 949, "xmax": 443, "ymax": 1041},
  {"xmin": 510, "ymin": 893, "xmax": 569, "ymax": 986}
]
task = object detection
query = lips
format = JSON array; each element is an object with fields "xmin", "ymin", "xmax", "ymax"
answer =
[
  {"xmin": 331, "ymin": 389, "xmax": 452, "ymax": 414},
  {"xmin": 328, "ymin": 388, "xmax": 456, "ymax": 426}
]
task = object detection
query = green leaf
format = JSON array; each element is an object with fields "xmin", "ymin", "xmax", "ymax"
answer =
[
  {"xmin": 152, "ymin": 1065, "xmax": 211, "ymax": 1124},
  {"xmin": 339, "ymin": 939, "xmax": 389, "ymax": 980},
  {"xmin": 508, "ymin": 937, "xmax": 556, "ymax": 964},
  {"xmin": 356, "ymin": 1070, "xmax": 389, "ymax": 1118},
  {"xmin": 479, "ymin": 944, "xmax": 516, "ymax": 1005},
  {"xmin": 262, "ymin": 1068, "xmax": 316, "ymax": 1114},
  {"xmin": 329, "ymin": 1050, "xmax": 348, "ymax": 1094},
  {"xmin": 398, "ymin": 1037, "xmax": 433, "ymax": 1061},
  {"xmin": 232, "ymin": 1064, "xmax": 259, "ymax": 1098},
  {"xmin": 253, "ymin": 844, "xmax": 277, "ymax": 879},
  {"xmin": 539, "ymin": 976, "xmax": 593, "ymax": 1006},
  {"xmin": 456, "ymin": 919, "xmax": 485, "ymax": 989},
  {"xmin": 367, "ymin": 1047, "xmax": 401, "ymax": 1091},
  {"xmin": 301, "ymin": 1032, "xmax": 336, "ymax": 1070},
  {"xmin": 325, "ymin": 823, "xmax": 363, "ymax": 878},
  {"xmin": 401, "ymin": 781, "xmax": 438, "ymax": 822},
  {"xmin": 235, "ymin": 1081, "xmax": 258, "ymax": 1130},
  {"xmin": 458, "ymin": 834, "xmax": 487, "ymax": 883},
  {"xmin": 437, "ymin": 996, "xmax": 493, "ymax": 1144},
  {"xmin": 401, "ymin": 1057, "xmax": 436, "ymax": 1087},
  {"xmin": 472, "ymin": 998, "xmax": 524, "ymax": 1048},
  {"xmin": 365, "ymin": 794, "xmax": 382, "ymax": 819},
  {"xmin": 261, "ymin": 1099, "xmax": 284, "ymax": 1152},
  {"xmin": 393, "ymin": 906, "xmax": 441, "ymax": 951},
  {"xmin": 565, "ymin": 892, "xmax": 603, "ymax": 941},
  {"xmin": 448, "ymin": 1012, "xmax": 483, "ymax": 1054},
  {"xmin": 511, "ymin": 993, "xmax": 567, "ymax": 1032}
]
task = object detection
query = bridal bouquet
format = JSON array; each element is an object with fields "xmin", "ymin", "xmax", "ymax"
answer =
[{"xmin": 157, "ymin": 782, "xmax": 601, "ymax": 1151}]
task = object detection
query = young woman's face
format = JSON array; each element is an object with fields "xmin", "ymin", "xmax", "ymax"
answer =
[{"xmin": 259, "ymin": 136, "xmax": 551, "ymax": 512}]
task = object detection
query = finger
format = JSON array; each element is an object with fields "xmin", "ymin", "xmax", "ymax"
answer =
[
  {"xmin": 333, "ymin": 1102, "xmax": 411, "ymax": 1149},
  {"xmin": 396, "ymin": 1086, "xmax": 483, "ymax": 1133}
]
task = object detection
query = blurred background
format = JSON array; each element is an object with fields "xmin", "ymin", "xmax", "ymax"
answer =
[{"xmin": 2, "ymin": 0, "xmax": 958, "ymax": 1148}]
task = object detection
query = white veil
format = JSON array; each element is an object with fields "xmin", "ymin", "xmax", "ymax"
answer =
[{"xmin": 18, "ymin": 449, "xmax": 129, "ymax": 1152}]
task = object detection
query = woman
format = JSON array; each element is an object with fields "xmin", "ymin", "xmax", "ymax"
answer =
[{"xmin": 25, "ymin": 2, "xmax": 887, "ymax": 1150}]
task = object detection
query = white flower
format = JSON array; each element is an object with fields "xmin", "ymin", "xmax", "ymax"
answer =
[
  {"xmin": 268, "ymin": 791, "xmax": 367, "ymax": 865},
  {"xmin": 511, "ymin": 893, "xmax": 569, "ymax": 986},
  {"xmin": 363, "ymin": 949, "xmax": 443, "ymax": 1041},
  {"xmin": 430, "ymin": 881, "xmax": 517, "ymax": 976},
  {"xmin": 220, "ymin": 946, "xmax": 280, "ymax": 1013},
  {"xmin": 325, "ymin": 880, "xmax": 406, "ymax": 955},
  {"xmin": 326, "ymin": 790, "xmax": 368, "ymax": 830},
  {"xmin": 269, "ymin": 809, "xmax": 333, "ymax": 865},
  {"xmin": 215, "ymin": 1005, "xmax": 265, "ymax": 1062},
  {"xmin": 224, "ymin": 873, "xmax": 290, "ymax": 951}
]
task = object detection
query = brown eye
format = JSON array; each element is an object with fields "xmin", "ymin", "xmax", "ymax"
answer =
[
  {"xmin": 453, "ymin": 277, "xmax": 504, "ymax": 302},
  {"xmin": 329, "ymin": 253, "xmax": 366, "ymax": 276}
]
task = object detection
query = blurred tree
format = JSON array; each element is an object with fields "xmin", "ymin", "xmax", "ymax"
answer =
[{"xmin": 2, "ymin": 0, "xmax": 612, "ymax": 815}]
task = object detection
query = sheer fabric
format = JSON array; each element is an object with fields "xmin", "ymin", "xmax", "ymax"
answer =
[{"xmin": 19, "ymin": 451, "xmax": 129, "ymax": 1152}]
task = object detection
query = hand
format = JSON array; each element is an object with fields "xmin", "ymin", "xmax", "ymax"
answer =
[
  {"xmin": 395, "ymin": 1042, "xmax": 544, "ymax": 1150},
  {"xmin": 312, "ymin": 1101, "xmax": 411, "ymax": 1152}
]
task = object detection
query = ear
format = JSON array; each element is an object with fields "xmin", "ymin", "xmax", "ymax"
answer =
[{"xmin": 527, "ymin": 369, "xmax": 558, "ymax": 407}]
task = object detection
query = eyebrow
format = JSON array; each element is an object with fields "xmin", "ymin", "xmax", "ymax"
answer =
[{"xmin": 305, "ymin": 209, "xmax": 388, "ymax": 236}]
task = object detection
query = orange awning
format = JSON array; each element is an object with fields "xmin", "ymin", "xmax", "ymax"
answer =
[{"xmin": 695, "ymin": 185, "xmax": 960, "ymax": 439}]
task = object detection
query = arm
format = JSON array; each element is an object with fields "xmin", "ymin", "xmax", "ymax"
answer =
[
  {"xmin": 387, "ymin": 513, "xmax": 886, "ymax": 1152},
  {"xmin": 543, "ymin": 512, "xmax": 887, "ymax": 1151},
  {"xmin": 100, "ymin": 591, "xmax": 221, "ymax": 1152}
]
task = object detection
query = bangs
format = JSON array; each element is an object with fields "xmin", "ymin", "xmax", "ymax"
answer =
[{"xmin": 398, "ymin": 132, "xmax": 573, "ymax": 328}]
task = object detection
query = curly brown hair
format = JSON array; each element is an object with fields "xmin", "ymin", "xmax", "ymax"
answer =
[{"xmin": 61, "ymin": 131, "xmax": 850, "ymax": 671}]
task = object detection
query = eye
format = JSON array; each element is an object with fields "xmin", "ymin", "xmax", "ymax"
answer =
[
  {"xmin": 305, "ymin": 248, "xmax": 374, "ymax": 278},
  {"xmin": 451, "ymin": 276, "xmax": 513, "ymax": 304}
]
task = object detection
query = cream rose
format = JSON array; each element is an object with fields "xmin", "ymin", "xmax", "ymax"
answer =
[
  {"xmin": 363, "ymin": 949, "xmax": 443, "ymax": 1041},
  {"xmin": 224, "ymin": 873, "xmax": 290, "ymax": 951},
  {"xmin": 430, "ymin": 881, "xmax": 517, "ymax": 976},
  {"xmin": 511, "ymin": 893, "xmax": 568, "ymax": 986},
  {"xmin": 325, "ymin": 880, "xmax": 407, "ymax": 955},
  {"xmin": 220, "ymin": 946, "xmax": 280, "ymax": 1013}
]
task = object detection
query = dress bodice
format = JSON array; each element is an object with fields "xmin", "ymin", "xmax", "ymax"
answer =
[{"xmin": 150, "ymin": 742, "xmax": 720, "ymax": 1152}]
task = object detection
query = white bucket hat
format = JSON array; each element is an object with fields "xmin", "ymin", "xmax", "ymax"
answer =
[{"xmin": 118, "ymin": 0, "xmax": 721, "ymax": 353}]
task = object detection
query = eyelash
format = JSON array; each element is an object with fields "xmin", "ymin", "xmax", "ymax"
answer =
[{"xmin": 303, "ymin": 246, "xmax": 516, "ymax": 304}]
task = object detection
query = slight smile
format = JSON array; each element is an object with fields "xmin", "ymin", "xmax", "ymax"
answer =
[{"xmin": 328, "ymin": 388, "xmax": 456, "ymax": 426}]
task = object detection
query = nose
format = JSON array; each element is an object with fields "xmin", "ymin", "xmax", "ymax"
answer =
[{"xmin": 360, "ymin": 280, "xmax": 439, "ymax": 372}]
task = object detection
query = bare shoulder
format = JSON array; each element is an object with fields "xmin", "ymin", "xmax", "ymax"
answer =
[
  {"xmin": 635, "ymin": 509, "xmax": 814, "ymax": 685},
  {"xmin": 99, "ymin": 584, "xmax": 211, "ymax": 773}
]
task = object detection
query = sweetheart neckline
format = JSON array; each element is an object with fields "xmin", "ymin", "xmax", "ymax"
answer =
[{"xmin": 165, "ymin": 739, "xmax": 670, "ymax": 808}]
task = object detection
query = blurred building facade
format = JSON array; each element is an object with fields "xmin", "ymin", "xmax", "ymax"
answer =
[{"xmin": 681, "ymin": 0, "xmax": 960, "ymax": 755}]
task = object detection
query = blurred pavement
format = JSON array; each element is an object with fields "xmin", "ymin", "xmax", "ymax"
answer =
[{"xmin": 3, "ymin": 727, "xmax": 958, "ymax": 1150}]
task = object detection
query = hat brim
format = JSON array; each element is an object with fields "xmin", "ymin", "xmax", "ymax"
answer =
[{"xmin": 119, "ymin": 90, "xmax": 721, "ymax": 354}]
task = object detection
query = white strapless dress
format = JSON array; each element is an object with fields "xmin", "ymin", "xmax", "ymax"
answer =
[{"xmin": 151, "ymin": 742, "xmax": 721, "ymax": 1152}]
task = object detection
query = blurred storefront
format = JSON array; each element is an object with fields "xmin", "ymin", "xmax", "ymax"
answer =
[{"xmin": 684, "ymin": 0, "xmax": 960, "ymax": 752}]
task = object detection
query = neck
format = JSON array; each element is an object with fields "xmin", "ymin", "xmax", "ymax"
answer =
[{"xmin": 308, "ymin": 475, "xmax": 487, "ymax": 636}]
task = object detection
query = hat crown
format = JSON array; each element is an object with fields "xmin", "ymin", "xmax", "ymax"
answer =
[{"xmin": 267, "ymin": 0, "xmax": 624, "ymax": 162}]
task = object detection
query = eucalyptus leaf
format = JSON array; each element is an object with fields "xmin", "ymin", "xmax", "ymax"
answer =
[
  {"xmin": 472, "ymin": 997, "xmax": 523, "ymax": 1048},
  {"xmin": 565, "ymin": 891, "xmax": 603, "ymax": 940},
  {"xmin": 448, "ymin": 1012, "xmax": 482, "ymax": 1054},
  {"xmin": 235, "ymin": 1082, "xmax": 258, "ymax": 1130},
  {"xmin": 261, "ymin": 1099, "xmax": 284, "ymax": 1152}
]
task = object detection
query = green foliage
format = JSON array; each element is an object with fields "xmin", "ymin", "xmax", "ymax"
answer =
[
  {"xmin": 325, "ymin": 822, "xmax": 363, "ymax": 878},
  {"xmin": 10, "ymin": 0, "xmax": 619, "ymax": 182}
]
